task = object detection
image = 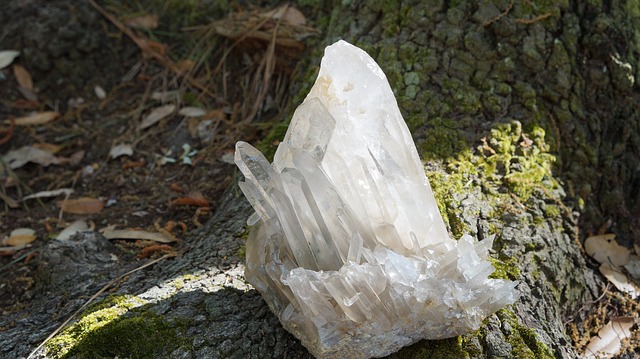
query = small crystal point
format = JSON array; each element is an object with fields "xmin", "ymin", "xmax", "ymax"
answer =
[{"xmin": 236, "ymin": 40, "xmax": 519, "ymax": 359}]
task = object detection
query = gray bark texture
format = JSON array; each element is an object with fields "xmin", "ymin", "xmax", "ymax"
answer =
[{"xmin": 1, "ymin": 0, "xmax": 639, "ymax": 358}]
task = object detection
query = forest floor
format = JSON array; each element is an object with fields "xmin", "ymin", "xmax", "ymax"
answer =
[{"xmin": 0, "ymin": 0, "xmax": 309, "ymax": 320}]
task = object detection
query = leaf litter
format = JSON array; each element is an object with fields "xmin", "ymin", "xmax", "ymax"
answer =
[{"xmin": 1, "ymin": 0, "xmax": 315, "ymax": 325}]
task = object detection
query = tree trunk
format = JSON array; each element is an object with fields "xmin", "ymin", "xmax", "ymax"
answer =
[{"xmin": 2, "ymin": 1, "xmax": 638, "ymax": 358}]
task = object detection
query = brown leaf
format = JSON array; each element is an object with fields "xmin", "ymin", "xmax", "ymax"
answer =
[
  {"xmin": 175, "ymin": 59, "xmax": 195, "ymax": 74},
  {"xmin": 169, "ymin": 193, "xmax": 209, "ymax": 207},
  {"xmin": 4, "ymin": 228, "xmax": 36, "ymax": 246},
  {"xmin": 57, "ymin": 197, "xmax": 104, "ymax": 214},
  {"xmin": 124, "ymin": 14, "xmax": 159, "ymax": 29},
  {"xmin": 13, "ymin": 64, "xmax": 33, "ymax": 91},
  {"xmin": 13, "ymin": 111, "xmax": 60, "ymax": 126},
  {"xmin": 138, "ymin": 104, "xmax": 175, "ymax": 130}
]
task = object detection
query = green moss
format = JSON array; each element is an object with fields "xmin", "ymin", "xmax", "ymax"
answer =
[
  {"xmin": 497, "ymin": 310, "xmax": 555, "ymax": 359},
  {"xmin": 390, "ymin": 337, "xmax": 470, "ymax": 359},
  {"xmin": 542, "ymin": 204, "xmax": 560, "ymax": 218},
  {"xmin": 427, "ymin": 167, "xmax": 471, "ymax": 237},
  {"xmin": 489, "ymin": 257, "xmax": 522, "ymax": 280},
  {"xmin": 46, "ymin": 296, "xmax": 187, "ymax": 359},
  {"xmin": 83, "ymin": 294, "xmax": 139, "ymax": 316},
  {"xmin": 235, "ymin": 243, "xmax": 247, "ymax": 258},
  {"xmin": 419, "ymin": 117, "xmax": 471, "ymax": 160}
]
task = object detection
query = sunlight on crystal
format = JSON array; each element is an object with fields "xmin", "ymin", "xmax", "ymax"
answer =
[{"xmin": 235, "ymin": 40, "xmax": 519, "ymax": 359}]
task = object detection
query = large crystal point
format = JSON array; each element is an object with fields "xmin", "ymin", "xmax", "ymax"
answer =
[{"xmin": 235, "ymin": 40, "xmax": 519, "ymax": 359}]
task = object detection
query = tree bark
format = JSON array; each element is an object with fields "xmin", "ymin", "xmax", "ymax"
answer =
[{"xmin": 2, "ymin": 0, "xmax": 638, "ymax": 358}]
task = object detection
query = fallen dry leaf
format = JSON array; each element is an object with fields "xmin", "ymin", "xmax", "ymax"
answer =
[
  {"xmin": 21, "ymin": 188, "xmax": 74, "ymax": 201},
  {"xmin": 13, "ymin": 64, "xmax": 33, "ymax": 91},
  {"xmin": 0, "ymin": 50, "xmax": 20, "ymax": 70},
  {"xmin": 178, "ymin": 107, "xmax": 206, "ymax": 117},
  {"xmin": 109, "ymin": 144, "xmax": 134, "ymax": 159},
  {"xmin": 124, "ymin": 13, "xmax": 159, "ymax": 29},
  {"xmin": 599, "ymin": 263, "xmax": 640, "ymax": 297},
  {"xmin": 94, "ymin": 85, "xmax": 107, "ymax": 99},
  {"xmin": 13, "ymin": 111, "xmax": 60, "ymax": 126},
  {"xmin": 169, "ymin": 193, "xmax": 209, "ymax": 207},
  {"xmin": 101, "ymin": 228, "xmax": 176, "ymax": 243},
  {"xmin": 138, "ymin": 104, "xmax": 175, "ymax": 130},
  {"xmin": 57, "ymin": 219, "xmax": 91, "ymax": 241},
  {"xmin": 175, "ymin": 59, "xmax": 195, "ymax": 74},
  {"xmin": 219, "ymin": 151, "xmax": 234, "ymax": 164},
  {"xmin": 261, "ymin": 4, "xmax": 306, "ymax": 26},
  {"xmin": 0, "ymin": 192, "xmax": 19, "ymax": 208},
  {"xmin": 57, "ymin": 197, "xmax": 104, "ymax": 214},
  {"xmin": 32, "ymin": 142, "xmax": 62, "ymax": 154},
  {"xmin": 60, "ymin": 150, "xmax": 85, "ymax": 166},
  {"xmin": 583, "ymin": 317, "xmax": 635, "ymax": 359},
  {"xmin": 4, "ymin": 228, "xmax": 36, "ymax": 246},
  {"xmin": 122, "ymin": 160, "xmax": 145, "ymax": 169},
  {"xmin": 623, "ymin": 255, "xmax": 640, "ymax": 280},
  {"xmin": 151, "ymin": 90, "xmax": 179, "ymax": 101},
  {"xmin": 0, "ymin": 245, "xmax": 27, "ymax": 254},
  {"xmin": 585, "ymin": 234, "xmax": 631, "ymax": 267},
  {"xmin": 4, "ymin": 146, "xmax": 60, "ymax": 169}
]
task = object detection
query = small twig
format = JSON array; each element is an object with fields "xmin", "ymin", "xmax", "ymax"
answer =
[
  {"xmin": 0, "ymin": 249, "xmax": 38, "ymax": 276},
  {"xmin": 483, "ymin": 0, "xmax": 514, "ymax": 27},
  {"xmin": 244, "ymin": 18, "xmax": 280, "ymax": 124},
  {"xmin": 27, "ymin": 252, "xmax": 176, "ymax": 359},
  {"xmin": 87, "ymin": 0, "xmax": 217, "ymax": 99},
  {"xmin": 515, "ymin": 13, "xmax": 553, "ymax": 24}
]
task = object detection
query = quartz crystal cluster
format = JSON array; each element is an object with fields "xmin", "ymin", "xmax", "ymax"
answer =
[{"xmin": 235, "ymin": 40, "xmax": 519, "ymax": 359}]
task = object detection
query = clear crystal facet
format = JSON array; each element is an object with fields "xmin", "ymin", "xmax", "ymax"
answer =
[{"xmin": 235, "ymin": 40, "xmax": 519, "ymax": 359}]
